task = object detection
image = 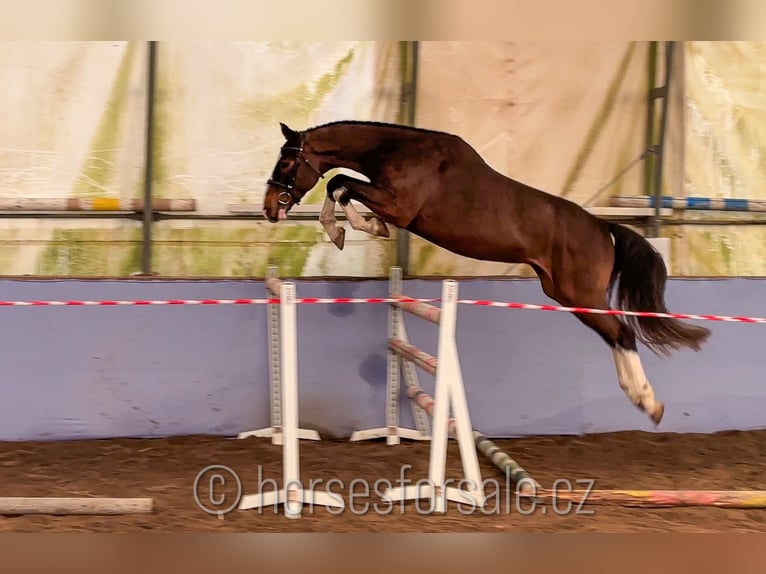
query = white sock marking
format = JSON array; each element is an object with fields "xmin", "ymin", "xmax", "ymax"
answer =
[{"xmin": 612, "ymin": 346, "xmax": 659, "ymax": 415}]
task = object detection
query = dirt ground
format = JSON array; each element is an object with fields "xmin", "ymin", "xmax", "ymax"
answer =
[{"xmin": 1, "ymin": 429, "xmax": 766, "ymax": 532}]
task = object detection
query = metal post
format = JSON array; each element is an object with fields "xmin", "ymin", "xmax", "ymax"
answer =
[
  {"xmin": 140, "ymin": 41, "xmax": 158, "ymax": 276},
  {"xmin": 643, "ymin": 41, "xmax": 658, "ymax": 198},
  {"xmin": 395, "ymin": 41, "xmax": 419, "ymax": 275},
  {"xmin": 651, "ymin": 41, "xmax": 674, "ymax": 238}
]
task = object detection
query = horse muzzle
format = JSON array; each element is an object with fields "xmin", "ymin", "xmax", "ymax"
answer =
[
  {"xmin": 263, "ymin": 189, "xmax": 293, "ymax": 223},
  {"xmin": 262, "ymin": 207, "xmax": 288, "ymax": 223}
]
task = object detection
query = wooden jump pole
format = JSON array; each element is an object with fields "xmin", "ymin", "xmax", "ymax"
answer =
[
  {"xmin": 0, "ymin": 198, "xmax": 195, "ymax": 212},
  {"xmin": 537, "ymin": 489, "xmax": 766, "ymax": 508},
  {"xmin": 391, "ymin": 297, "xmax": 441, "ymax": 324},
  {"xmin": 0, "ymin": 497, "xmax": 153, "ymax": 515}
]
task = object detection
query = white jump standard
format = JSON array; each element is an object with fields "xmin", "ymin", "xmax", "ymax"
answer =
[
  {"xmin": 352, "ymin": 267, "xmax": 538, "ymax": 508},
  {"xmin": 354, "ymin": 270, "xmax": 487, "ymax": 512},
  {"xmin": 350, "ymin": 265, "xmax": 432, "ymax": 445},
  {"xmin": 237, "ymin": 266, "xmax": 321, "ymax": 445},
  {"xmin": 238, "ymin": 280, "xmax": 343, "ymax": 518}
]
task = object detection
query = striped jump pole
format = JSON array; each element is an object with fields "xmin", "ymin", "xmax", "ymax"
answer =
[
  {"xmin": 611, "ymin": 195, "xmax": 766, "ymax": 212},
  {"xmin": 238, "ymin": 279, "xmax": 343, "ymax": 519},
  {"xmin": 0, "ymin": 197, "xmax": 196, "ymax": 212},
  {"xmin": 536, "ymin": 489, "xmax": 766, "ymax": 509},
  {"xmin": 237, "ymin": 266, "xmax": 321, "ymax": 445}
]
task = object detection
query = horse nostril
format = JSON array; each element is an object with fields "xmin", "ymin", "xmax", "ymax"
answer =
[{"xmin": 262, "ymin": 207, "xmax": 281, "ymax": 223}]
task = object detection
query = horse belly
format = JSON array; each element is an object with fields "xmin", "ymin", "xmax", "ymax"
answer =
[
  {"xmin": 408, "ymin": 218, "xmax": 530, "ymax": 265},
  {"xmin": 404, "ymin": 173, "xmax": 549, "ymax": 265}
]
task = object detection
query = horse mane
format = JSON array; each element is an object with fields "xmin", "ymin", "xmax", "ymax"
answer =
[{"xmin": 304, "ymin": 120, "xmax": 457, "ymax": 140}]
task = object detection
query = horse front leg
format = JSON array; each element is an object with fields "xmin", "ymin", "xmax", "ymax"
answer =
[
  {"xmin": 318, "ymin": 196, "xmax": 346, "ymax": 250},
  {"xmin": 332, "ymin": 187, "xmax": 390, "ymax": 238}
]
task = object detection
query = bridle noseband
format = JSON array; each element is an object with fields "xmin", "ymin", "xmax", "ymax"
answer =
[{"xmin": 267, "ymin": 140, "xmax": 325, "ymax": 206}]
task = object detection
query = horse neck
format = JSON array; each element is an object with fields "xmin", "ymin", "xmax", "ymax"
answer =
[{"xmin": 308, "ymin": 125, "xmax": 405, "ymax": 173}]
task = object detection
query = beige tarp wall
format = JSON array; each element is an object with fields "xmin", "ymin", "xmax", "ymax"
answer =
[
  {"xmin": 672, "ymin": 42, "xmax": 766, "ymax": 276},
  {"xmin": 411, "ymin": 41, "xmax": 651, "ymax": 276},
  {"xmin": 0, "ymin": 42, "xmax": 146, "ymax": 275},
  {"xmin": 0, "ymin": 41, "xmax": 402, "ymax": 277},
  {"xmin": 0, "ymin": 41, "xmax": 764, "ymax": 277},
  {"xmin": 412, "ymin": 41, "xmax": 766, "ymax": 277},
  {"xmin": 151, "ymin": 41, "xmax": 403, "ymax": 277}
]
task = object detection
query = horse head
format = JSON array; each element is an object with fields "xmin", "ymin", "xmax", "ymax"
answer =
[{"xmin": 262, "ymin": 122, "xmax": 326, "ymax": 223}]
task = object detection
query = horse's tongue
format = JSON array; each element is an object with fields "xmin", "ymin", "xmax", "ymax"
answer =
[{"xmin": 278, "ymin": 208, "xmax": 287, "ymax": 220}]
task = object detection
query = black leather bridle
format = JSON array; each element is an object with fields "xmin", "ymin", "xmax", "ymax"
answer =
[{"xmin": 266, "ymin": 140, "xmax": 325, "ymax": 207}]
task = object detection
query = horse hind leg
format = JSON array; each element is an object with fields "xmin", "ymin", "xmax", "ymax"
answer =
[
  {"xmin": 606, "ymin": 317, "xmax": 664, "ymax": 425},
  {"xmin": 534, "ymin": 266, "xmax": 664, "ymax": 425}
]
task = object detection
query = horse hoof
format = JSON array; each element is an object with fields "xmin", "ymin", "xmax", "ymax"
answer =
[
  {"xmin": 650, "ymin": 403, "xmax": 665, "ymax": 426},
  {"xmin": 368, "ymin": 216, "xmax": 390, "ymax": 238},
  {"xmin": 332, "ymin": 228, "xmax": 346, "ymax": 250}
]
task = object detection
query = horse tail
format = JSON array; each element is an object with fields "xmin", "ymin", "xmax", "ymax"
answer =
[{"xmin": 607, "ymin": 222, "xmax": 711, "ymax": 356}]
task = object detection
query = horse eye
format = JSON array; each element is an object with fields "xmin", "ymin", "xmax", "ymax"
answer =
[{"xmin": 279, "ymin": 160, "xmax": 291, "ymax": 170}]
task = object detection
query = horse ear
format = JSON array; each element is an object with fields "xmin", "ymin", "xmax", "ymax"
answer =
[{"xmin": 280, "ymin": 122, "xmax": 299, "ymax": 141}]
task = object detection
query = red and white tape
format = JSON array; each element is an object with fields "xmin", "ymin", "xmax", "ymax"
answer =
[
  {"xmin": 0, "ymin": 297, "xmax": 427, "ymax": 307},
  {"xmin": 0, "ymin": 296, "xmax": 762, "ymax": 324},
  {"xmin": 0, "ymin": 298, "xmax": 276, "ymax": 307},
  {"xmin": 455, "ymin": 300, "xmax": 766, "ymax": 324}
]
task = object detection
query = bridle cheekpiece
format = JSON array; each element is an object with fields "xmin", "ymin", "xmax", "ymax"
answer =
[{"xmin": 266, "ymin": 137, "xmax": 325, "ymax": 207}]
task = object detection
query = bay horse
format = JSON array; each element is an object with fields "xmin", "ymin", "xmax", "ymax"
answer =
[{"xmin": 262, "ymin": 120, "xmax": 711, "ymax": 426}]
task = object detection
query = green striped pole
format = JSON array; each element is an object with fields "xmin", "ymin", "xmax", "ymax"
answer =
[{"xmin": 473, "ymin": 432, "xmax": 539, "ymax": 493}]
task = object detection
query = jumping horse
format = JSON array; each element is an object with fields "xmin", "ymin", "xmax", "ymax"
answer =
[{"xmin": 262, "ymin": 120, "xmax": 711, "ymax": 425}]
